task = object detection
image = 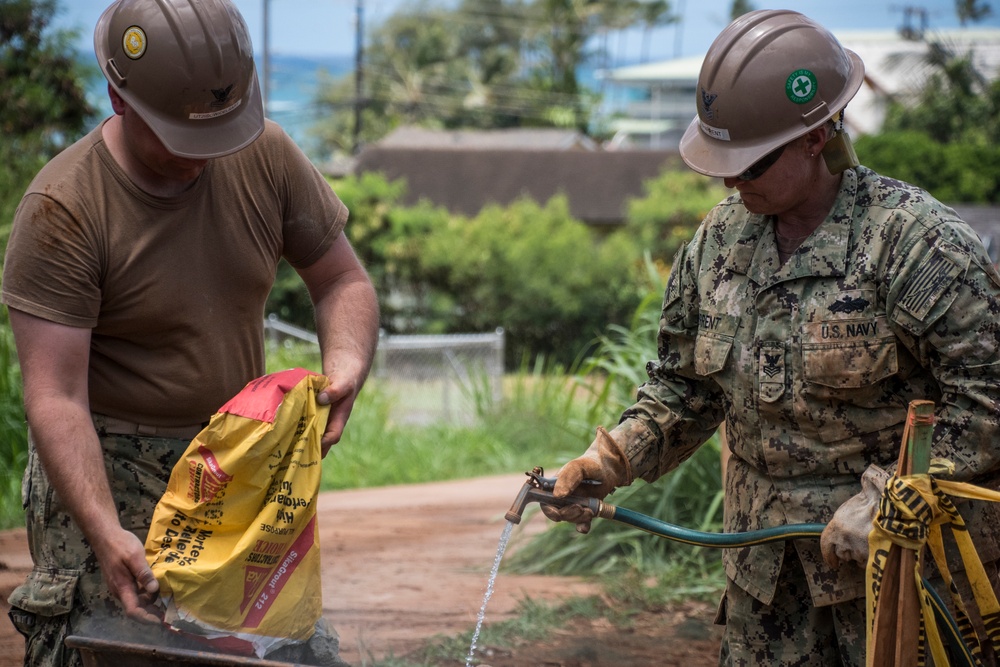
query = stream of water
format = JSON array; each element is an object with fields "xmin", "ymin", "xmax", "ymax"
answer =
[{"xmin": 465, "ymin": 520, "xmax": 515, "ymax": 667}]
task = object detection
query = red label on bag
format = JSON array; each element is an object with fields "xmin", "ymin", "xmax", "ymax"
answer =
[
  {"xmin": 217, "ymin": 368, "xmax": 317, "ymax": 423},
  {"xmin": 187, "ymin": 446, "xmax": 234, "ymax": 503}
]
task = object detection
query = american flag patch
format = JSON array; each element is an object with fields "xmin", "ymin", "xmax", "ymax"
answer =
[{"xmin": 897, "ymin": 248, "xmax": 965, "ymax": 321}]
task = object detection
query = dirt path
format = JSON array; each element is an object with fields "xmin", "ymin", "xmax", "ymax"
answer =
[{"xmin": 0, "ymin": 474, "xmax": 722, "ymax": 666}]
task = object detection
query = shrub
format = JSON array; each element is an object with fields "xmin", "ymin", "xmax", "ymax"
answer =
[
  {"xmin": 420, "ymin": 195, "xmax": 644, "ymax": 366},
  {"xmin": 623, "ymin": 169, "xmax": 730, "ymax": 262},
  {"xmin": 505, "ymin": 267, "xmax": 726, "ymax": 579},
  {"xmin": 855, "ymin": 131, "xmax": 1000, "ymax": 203}
]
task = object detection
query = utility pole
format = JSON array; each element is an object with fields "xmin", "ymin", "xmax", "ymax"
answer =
[
  {"xmin": 263, "ymin": 0, "xmax": 271, "ymax": 116},
  {"xmin": 353, "ymin": 0, "xmax": 364, "ymax": 154}
]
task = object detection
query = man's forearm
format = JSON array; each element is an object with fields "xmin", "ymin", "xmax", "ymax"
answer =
[
  {"xmin": 314, "ymin": 267, "xmax": 379, "ymax": 384},
  {"xmin": 26, "ymin": 399, "xmax": 122, "ymax": 549}
]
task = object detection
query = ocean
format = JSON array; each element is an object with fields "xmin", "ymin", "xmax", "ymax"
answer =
[{"xmin": 257, "ymin": 54, "xmax": 355, "ymax": 151}]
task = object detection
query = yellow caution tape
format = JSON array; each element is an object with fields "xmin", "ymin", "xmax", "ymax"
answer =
[{"xmin": 866, "ymin": 459, "xmax": 1000, "ymax": 666}]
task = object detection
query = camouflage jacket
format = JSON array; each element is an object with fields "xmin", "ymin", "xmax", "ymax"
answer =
[{"xmin": 611, "ymin": 166, "xmax": 1000, "ymax": 606}]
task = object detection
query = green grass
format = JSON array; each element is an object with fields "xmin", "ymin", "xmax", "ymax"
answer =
[
  {"xmin": 266, "ymin": 341, "xmax": 597, "ymax": 490},
  {"xmin": 0, "ymin": 314, "xmax": 28, "ymax": 530}
]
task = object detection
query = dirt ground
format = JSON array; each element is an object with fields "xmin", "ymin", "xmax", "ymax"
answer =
[{"xmin": 0, "ymin": 474, "xmax": 722, "ymax": 666}]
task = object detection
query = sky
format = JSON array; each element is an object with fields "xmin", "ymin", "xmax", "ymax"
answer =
[{"xmin": 53, "ymin": 0, "xmax": 1000, "ymax": 65}]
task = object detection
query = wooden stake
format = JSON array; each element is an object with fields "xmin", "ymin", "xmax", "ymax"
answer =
[{"xmin": 869, "ymin": 400, "xmax": 934, "ymax": 666}]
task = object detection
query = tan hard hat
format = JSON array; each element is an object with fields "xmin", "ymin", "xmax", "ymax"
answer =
[
  {"xmin": 679, "ymin": 9, "xmax": 865, "ymax": 178},
  {"xmin": 94, "ymin": 0, "xmax": 264, "ymax": 159}
]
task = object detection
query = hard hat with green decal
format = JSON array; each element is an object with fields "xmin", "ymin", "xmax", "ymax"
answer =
[
  {"xmin": 679, "ymin": 9, "xmax": 865, "ymax": 178},
  {"xmin": 95, "ymin": 0, "xmax": 264, "ymax": 159}
]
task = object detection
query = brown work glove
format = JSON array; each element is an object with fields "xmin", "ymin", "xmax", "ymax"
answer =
[
  {"xmin": 541, "ymin": 426, "xmax": 633, "ymax": 534},
  {"xmin": 820, "ymin": 465, "xmax": 890, "ymax": 569}
]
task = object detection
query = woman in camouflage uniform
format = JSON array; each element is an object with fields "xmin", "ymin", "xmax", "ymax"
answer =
[{"xmin": 545, "ymin": 9, "xmax": 1000, "ymax": 666}]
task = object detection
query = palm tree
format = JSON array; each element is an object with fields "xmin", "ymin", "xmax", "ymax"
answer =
[
  {"xmin": 955, "ymin": 0, "xmax": 992, "ymax": 25},
  {"xmin": 639, "ymin": 0, "xmax": 674, "ymax": 63}
]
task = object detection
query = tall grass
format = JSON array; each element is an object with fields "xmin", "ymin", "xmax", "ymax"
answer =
[
  {"xmin": 505, "ymin": 260, "xmax": 726, "ymax": 591},
  {"xmin": 0, "ymin": 312, "xmax": 28, "ymax": 530},
  {"xmin": 504, "ymin": 440, "xmax": 724, "ymax": 582},
  {"xmin": 560, "ymin": 252, "xmax": 667, "ymax": 424}
]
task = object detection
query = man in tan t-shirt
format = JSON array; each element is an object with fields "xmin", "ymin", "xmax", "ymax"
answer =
[{"xmin": 0, "ymin": 1, "xmax": 378, "ymax": 665}]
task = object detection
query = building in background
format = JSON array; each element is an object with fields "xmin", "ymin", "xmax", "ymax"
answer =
[{"xmin": 351, "ymin": 126, "xmax": 679, "ymax": 227}]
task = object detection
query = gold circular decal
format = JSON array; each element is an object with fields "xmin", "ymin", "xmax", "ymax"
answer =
[{"xmin": 123, "ymin": 26, "xmax": 147, "ymax": 60}]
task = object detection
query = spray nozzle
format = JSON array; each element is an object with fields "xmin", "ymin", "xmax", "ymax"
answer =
[{"xmin": 504, "ymin": 467, "xmax": 602, "ymax": 524}]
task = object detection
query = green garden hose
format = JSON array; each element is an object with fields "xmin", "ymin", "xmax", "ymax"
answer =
[
  {"xmin": 596, "ymin": 500, "xmax": 977, "ymax": 667},
  {"xmin": 596, "ymin": 502, "xmax": 825, "ymax": 546},
  {"xmin": 508, "ymin": 469, "xmax": 978, "ymax": 665}
]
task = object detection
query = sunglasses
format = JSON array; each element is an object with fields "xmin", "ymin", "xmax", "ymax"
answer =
[{"xmin": 736, "ymin": 144, "xmax": 786, "ymax": 181}]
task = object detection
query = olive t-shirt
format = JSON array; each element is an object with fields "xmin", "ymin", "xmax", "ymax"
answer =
[{"xmin": 1, "ymin": 119, "xmax": 348, "ymax": 426}]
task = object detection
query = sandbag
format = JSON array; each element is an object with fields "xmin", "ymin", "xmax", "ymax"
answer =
[{"xmin": 145, "ymin": 368, "xmax": 330, "ymax": 658}]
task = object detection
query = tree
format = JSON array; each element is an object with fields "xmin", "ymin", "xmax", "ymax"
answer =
[
  {"xmin": 882, "ymin": 43, "xmax": 1000, "ymax": 145},
  {"xmin": 0, "ymin": 0, "xmax": 93, "ymax": 150},
  {"xmin": 851, "ymin": 5, "xmax": 1000, "ymax": 203},
  {"xmin": 313, "ymin": 0, "xmax": 540, "ymax": 156},
  {"xmin": 729, "ymin": 0, "xmax": 755, "ymax": 20},
  {"xmin": 639, "ymin": 0, "xmax": 674, "ymax": 63},
  {"xmin": 420, "ymin": 195, "xmax": 644, "ymax": 365},
  {"xmin": 312, "ymin": 0, "xmax": 671, "ymax": 154},
  {"xmin": 523, "ymin": 0, "xmax": 644, "ymax": 130},
  {"xmin": 873, "ymin": 13, "xmax": 1000, "ymax": 149},
  {"xmin": 0, "ymin": 0, "xmax": 94, "ymax": 528},
  {"xmin": 450, "ymin": 0, "xmax": 530, "ymax": 127},
  {"xmin": 0, "ymin": 0, "xmax": 96, "ymax": 248},
  {"xmin": 855, "ymin": 129, "xmax": 1000, "ymax": 203},
  {"xmin": 955, "ymin": 0, "xmax": 992, "ymax": 24}
]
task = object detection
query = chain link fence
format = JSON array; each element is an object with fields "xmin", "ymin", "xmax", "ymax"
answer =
[{"xmin": 264, "ymin": 315, "xmax": 505, "ymax": 425}]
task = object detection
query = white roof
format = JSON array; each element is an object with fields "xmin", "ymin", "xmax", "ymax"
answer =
[{"xmin": 598, "ymin": 55, "xmax": 704, "ymax": 86}]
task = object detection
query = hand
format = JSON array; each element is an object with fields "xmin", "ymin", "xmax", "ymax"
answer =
[
  {"xmin": 94, "ymin": 528, "xmax": 162, "ymax": 623},
  {"xmin": 541, "ymin": 426, "xmax": 632, "ymax": 534},
  {"xmin": 820, "ymin": 465, "xmax": 890, "ymax": 569},
  {"xmin": 317, "ymin": 371, "xmax": 362, "ymax": 456}
]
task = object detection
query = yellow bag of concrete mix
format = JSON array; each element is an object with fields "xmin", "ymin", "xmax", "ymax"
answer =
[{"xmin": 145, "ymin": 368, "xmax": 330, "ymax": 658}]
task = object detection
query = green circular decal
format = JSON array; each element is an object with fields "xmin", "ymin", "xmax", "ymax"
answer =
[{"xmin": 785, "ymin": 69, "xmax": 817, "ymax": 104}]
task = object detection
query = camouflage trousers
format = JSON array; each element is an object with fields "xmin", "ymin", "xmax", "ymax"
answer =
[
  {"xmin": 7, "ymin": 425, "xmax": 347, "ymax": 667},
  {"xmin": 718, "ymin": 542, "xmax": 866, "ymax": 667},
  {"xmin": 718, "ymin": 542, "xmax": 1000, "ymax": 666}
]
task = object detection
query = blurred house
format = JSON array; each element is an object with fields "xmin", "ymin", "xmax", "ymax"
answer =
[
  {"xmin": 349, "ymin": 127, "xmax": 1000, "ymax": 234},
  {"xmin": 599, "ymin": 28, "xmax": 1000, "ymax": 149},
  {"xmin": 351, "ymin": 126, "xmax": 681, "ymax": 227}
]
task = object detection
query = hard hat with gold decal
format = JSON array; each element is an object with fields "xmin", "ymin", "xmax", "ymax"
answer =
[
  {"xmin": 679, "ymin": 9, "xmax": 865, "ymax": 178},
  {"xmin": 95, "ymin": 0, "xmax": 264, "ymax": 159}
]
